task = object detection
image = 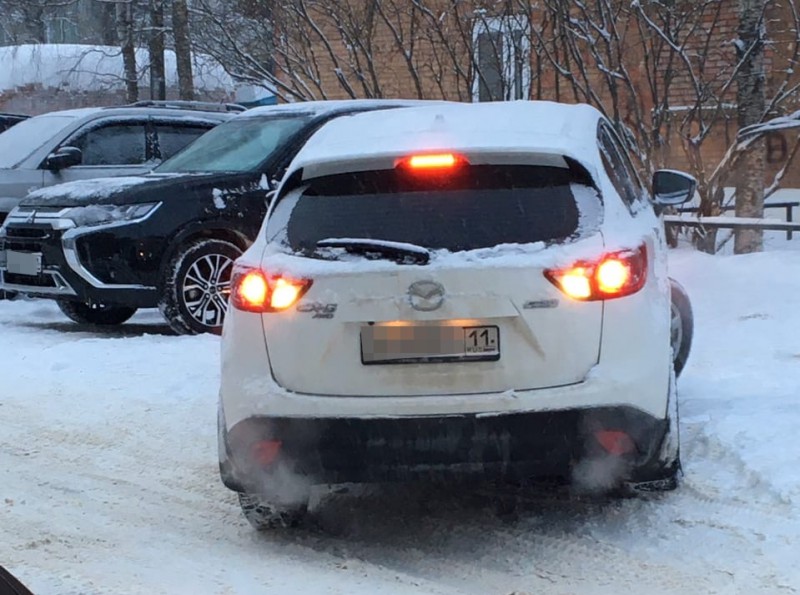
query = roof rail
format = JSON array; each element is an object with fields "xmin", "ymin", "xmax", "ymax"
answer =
[{"xmin": 122, "ymin": 100, "xmax": 247, "ymax": 113}]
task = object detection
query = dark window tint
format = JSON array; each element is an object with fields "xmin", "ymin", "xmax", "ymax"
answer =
[
  {"xmin": 271, "ymin": 164, "xmax": 600, "ymax": 255},
  {"xmin": 71, "ymin": 124, "xmax": 147, "ymax": 166},
  {"xmin": 154, "ymin": 124, "xmax": 212, "ymax": 161}
]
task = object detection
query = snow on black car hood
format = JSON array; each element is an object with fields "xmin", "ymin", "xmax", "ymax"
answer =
[{"xmin": 19, "ymin": 172, "xmax": 257, "ymax": 208}]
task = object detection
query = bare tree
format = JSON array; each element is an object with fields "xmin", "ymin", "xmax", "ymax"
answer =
[
  {"xmin": 171, "ymin": 0, "xmax": 194, "ymax": 100},
  {"xmin": 115, "ymin": 0, "xmax": 139, "ymax": 102},
  {"xmin": 145, "ymin": 0, "xmax": 166, "ymax": 100},
  {"xmin": 734, "ymin": 0, "xmax": 768, "ymax": 253}
]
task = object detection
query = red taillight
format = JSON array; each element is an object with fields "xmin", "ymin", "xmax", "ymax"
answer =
[
  {"xmin": 397, "ymin": 152, "xmax": 468, "ymax": 172},
  {"xmin": 231, "ymin": 267, "xmax": 312, "ymax": 313},
  {"xmin": 544, "ymin": 245, "xmax": 647, "ymax": 301}
]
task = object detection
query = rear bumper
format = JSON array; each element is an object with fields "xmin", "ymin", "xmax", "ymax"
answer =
[{"xmin": 219, "ymin": 406, "xmax": 672, "ymax": 491}]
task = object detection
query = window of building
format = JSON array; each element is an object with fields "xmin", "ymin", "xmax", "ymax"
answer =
[
  {"xmin": 44, "ymin": 16, "xmax": 79, "ymax": 44},
  {"xmin": 472, "ymin": 16, "xmax": 531, "ymax": 102}
]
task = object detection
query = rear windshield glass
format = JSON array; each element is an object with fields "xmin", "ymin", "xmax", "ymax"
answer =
[{"xmin": 267, "ymin": 164, "xmax": 601, "ymax": 256}]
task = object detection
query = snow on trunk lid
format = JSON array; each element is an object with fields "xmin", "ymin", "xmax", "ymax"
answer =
[{"xmin": 260, "ymin": 161, "xmax": 604, "ymax": 396}]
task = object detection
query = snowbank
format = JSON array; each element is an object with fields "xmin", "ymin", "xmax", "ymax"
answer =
[{"xmin": 0, "ymin": 246, "xmax": 798, "ymax": 593}]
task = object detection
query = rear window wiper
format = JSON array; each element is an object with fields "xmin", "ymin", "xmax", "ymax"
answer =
[{"xmin": 315, "ymin": 238, "xmax": 431, "ymax": 265}]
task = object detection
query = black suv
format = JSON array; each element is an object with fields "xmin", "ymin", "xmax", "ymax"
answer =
[
  {"xmin": 0, "ymin": 100, "xmax": 443, "ymax": 334},
  {"xmin": 0, "ymin": 113, "xmax": 28, "ymax": 134}
]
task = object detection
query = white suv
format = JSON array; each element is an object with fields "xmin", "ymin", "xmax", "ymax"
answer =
[{"xmin": 218, "ymin": 101, "xmax": 696, "ymax": 529}]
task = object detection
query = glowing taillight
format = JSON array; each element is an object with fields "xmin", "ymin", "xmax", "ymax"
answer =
[
  {"xmin": 544, "ymin": 245, "xmax": 647, "ymax": 301},
  {"xmin": 557, "ymin": 267, "xmax": 593, "ymax": 300},
  {"xmin": 397, "ymin": 152, "xmax": 468, "ymax": 172},
  {"xmin": 270, "ymin": 278, "xmax": 304, "ymax": 310},
  {"xmin": 236, "ymin": 271, "xmax": 269, "ymax": 309},
  {"xmin": 596, "ymin": 259, "xmax": 631, "ymax": 294},
  {"xmin": 231, "ymin": 267, "xmax": 312, "ymax": 313}
]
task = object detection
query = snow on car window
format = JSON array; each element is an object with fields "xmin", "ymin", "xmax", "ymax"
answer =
[
  {"xmin": 267, "ymin": 164, "xmax": 603, "ymax": 258},
  {"xmin": 155, "ymin": 115, "xmax": 311, "ymax": 174},
  {"xmin": 0, "ymin": 114, "xmax": 76, "ymax": 168}
]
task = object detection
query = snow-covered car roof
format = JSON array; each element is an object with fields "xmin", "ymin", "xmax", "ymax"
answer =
[
  {"xmin": 236, "ymin": 99, "xmax": 454, "ymax": 119},
  {"xmin": 287, "ymin": 100, "xmax": 605, "ymax": 179}
]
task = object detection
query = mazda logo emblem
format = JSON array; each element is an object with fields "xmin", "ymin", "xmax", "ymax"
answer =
[{"xmin": 408, "ymin": 280, "xmax": 445, "ymax": 311}]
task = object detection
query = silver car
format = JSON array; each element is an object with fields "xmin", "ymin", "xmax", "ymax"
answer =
[{"xmin": 0, "ymin": 101, "xmax": 240, "ymax": 226}]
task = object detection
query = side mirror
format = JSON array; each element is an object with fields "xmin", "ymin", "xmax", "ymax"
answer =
[
  {"xmin": 45, "ymin": 146, "xmax": 83, "ymax": 171},
  {"xmin": 652, "ymin": 170, "xmax": 697, "ymax": 211}
]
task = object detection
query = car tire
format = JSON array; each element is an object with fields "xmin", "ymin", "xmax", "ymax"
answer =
[
  {"xmin": 238, "ymin": 492, "xmax": 308, "ymax": 531},
  {"xmin": 56, "ymin": 300, "xmax": 137, "ymax": 326},
  {"xmin": 159, "ymin": 238, "xmax": 242, "ymax": 336},
  {"xmin": 670, "ymin": 278, "xmax": 693, "ymax": 378}
]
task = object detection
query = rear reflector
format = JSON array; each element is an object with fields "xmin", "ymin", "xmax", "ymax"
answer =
[
  {"xmin": 595, "ymin": 430, "xmax": 636, "ymax": 456},
  {"xmin": 251, "ymin": 440, "xmax": 282, "ymax": 467}
]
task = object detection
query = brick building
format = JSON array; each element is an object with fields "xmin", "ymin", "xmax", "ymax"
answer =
[{"xmin": 273, "ymin": 0, "xmax": 800, "ymax": 189}]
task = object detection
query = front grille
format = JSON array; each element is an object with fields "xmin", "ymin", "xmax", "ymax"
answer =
[
  {"xmin": 2, "ymin": 224, "xmax": 60, "ymax": 252},
  {"xmin": 5, "ymin": 227, "xmax": 51, "ymax": 240},
  {"xmin": 3, "ymin": 239, "xmax": 45, "ymax": 252},
  {"xmin": 4, "ymin": 272, "xmax": 56, "ymax": 288}
]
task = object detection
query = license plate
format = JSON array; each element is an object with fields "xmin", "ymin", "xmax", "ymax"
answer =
[
  {"xmin": 361, "ymin": 324, "xmax": 500, "ymax": 364},
  {"xmin": 6, "ymin": 251, "xmax": 42, "ymax": 276}
]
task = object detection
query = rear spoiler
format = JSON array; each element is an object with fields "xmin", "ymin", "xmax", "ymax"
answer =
[{"xmin": 275, "ymin": 153, "xmax": 600, "ymax": 207}]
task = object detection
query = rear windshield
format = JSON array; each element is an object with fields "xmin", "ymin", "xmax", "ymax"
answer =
[{"xmin": 267, "ymin": 164, "xmax": 601, "ymax": 256}]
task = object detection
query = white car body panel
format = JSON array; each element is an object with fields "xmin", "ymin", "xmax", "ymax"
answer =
[{"xmin": 220, "ymin": 101, "xmax": 672, "ymax": 435}]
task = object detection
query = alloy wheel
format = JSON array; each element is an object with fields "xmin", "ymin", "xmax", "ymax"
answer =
[{"xmin": 180, "ymin": 253, "xmax": 235, "ymax": 328}]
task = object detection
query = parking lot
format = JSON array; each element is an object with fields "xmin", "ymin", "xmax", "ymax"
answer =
[{"xmin": 1, "ymin": 248, "xmax": 798, "ymax": 594}]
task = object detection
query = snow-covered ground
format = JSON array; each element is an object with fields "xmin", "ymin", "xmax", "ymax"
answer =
[{"xmin": 1, "ymin": 247, "xmax": 799, "ymax": 594}]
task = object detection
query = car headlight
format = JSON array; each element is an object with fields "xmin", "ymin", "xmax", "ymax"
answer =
[{"xmin": 62, "ymin": 202, "xmax": 161, "ymax": 227}]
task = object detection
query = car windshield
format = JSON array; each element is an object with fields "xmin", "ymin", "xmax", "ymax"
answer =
[
  {"xmin": 155, "ymin": 115, "xmax": 311, "ymax": 174},
  {"xmin": 0, "ymin": 114, "xmax": 77, "ymax": 169},
  {"xmin": 267, "ymin": 164, "xmax": 602, "ymax": 256}
]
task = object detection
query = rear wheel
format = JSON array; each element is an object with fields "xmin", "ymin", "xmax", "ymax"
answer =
[
  {"xmin": 238, "ymin": 492, "xmax": 308, "ymax": 531},
  {"xmin": 56, "ymin": 300, "xmax": 137, "ymax": 325},
  {"xmin": 159, "ymin": 239, "xmax": 242, "ymax": 335},
  {"xmin": 670, "ymin": 278, "xmax": 693, "ymax": 378}
]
